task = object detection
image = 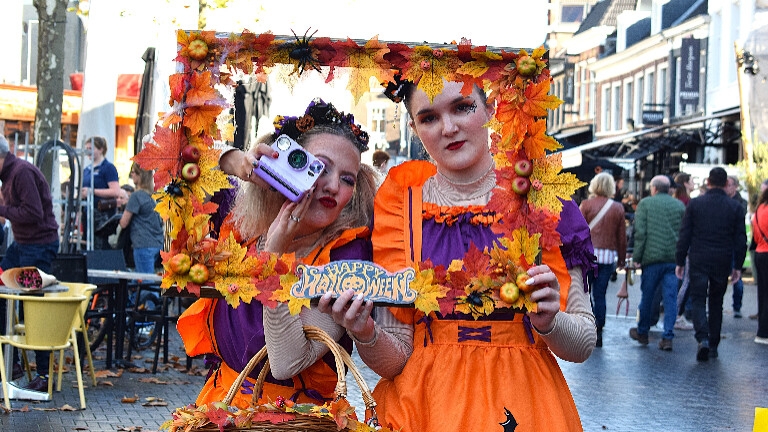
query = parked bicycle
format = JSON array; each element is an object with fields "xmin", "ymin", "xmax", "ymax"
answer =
[{"xmin": 84, "ymin": 285, "xmax": 160, "ymax": 353}]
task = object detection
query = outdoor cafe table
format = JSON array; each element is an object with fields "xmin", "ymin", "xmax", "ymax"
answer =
[
  {"xmin": 0, "ymin": 284, "xmax": 68, "ymax": 401},
  {"xmin": 86, "ymin": 270, "xmax": 163, "ymax": 369}
]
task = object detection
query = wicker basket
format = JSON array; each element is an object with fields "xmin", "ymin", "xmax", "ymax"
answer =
[{"xmin": 164, "ymin": 326, "xmax": 387, "ymax": 432}]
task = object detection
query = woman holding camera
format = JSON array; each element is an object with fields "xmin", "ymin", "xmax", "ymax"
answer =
[
  {"xmin": 178, "ymin": 99, "xmax": 378, "ymax": 409},
  {"xmin": 81, "ymin": 136, "xmax": 122, "ymax": 249}
]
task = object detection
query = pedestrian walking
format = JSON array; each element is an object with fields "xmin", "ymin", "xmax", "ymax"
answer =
[
  {"xmin": 580, "ymin": 172, "xmax": 627, "ymax": 347},
  {"xmin": 751, "ymin": 183, "xmax": 768, "ymax": 345},
  {"xmin": 675, "ymin": 167, "xmax": 747, "ymax": 361},
  {"xmin": 629, "ymin": 175, "xmax": 686, "ymax": 350}
]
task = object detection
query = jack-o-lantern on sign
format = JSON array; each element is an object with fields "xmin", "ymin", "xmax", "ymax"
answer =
[{"xmin": 132, "ymin": 29, "xmax": 585, "ymax": 318}]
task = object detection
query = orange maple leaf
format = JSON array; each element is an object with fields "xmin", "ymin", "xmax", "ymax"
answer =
[
  {"xmin": 186, "ymin": 71, "xmax": 219, "ymax": 106},
  {"xmin": 522, "ymin": 79, "xmax": 562, "ymax": 118},
  {"xmin": 184, "ymin": 104, "xmax": 225, "ymax": 135},
  {"xmin": 132, "ymin": 125, "xmax": 186, "ymax": 189},
  {"xmin": 494, "ymin": 101, "xmax": 531, "ymax": 151},
  {"xmin": 522, "ymin": 119, "xmax": 562, "ymax": 160},
  {"xmin": 330, "ymin": 398, "xmax": 357, "ymax": 430}
]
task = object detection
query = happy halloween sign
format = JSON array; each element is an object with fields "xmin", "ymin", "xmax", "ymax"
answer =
[{"xmin": 290, "ymin": 260, "xmax": 417, "ymax": 304}]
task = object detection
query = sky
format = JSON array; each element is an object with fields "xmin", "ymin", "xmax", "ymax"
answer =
[
  {"xmin": 76, "ymin": 0, "xmax": 550, "ymax": 152},
  {"xmin": 205, "ymin": 0, "xmax": 550, "ymax": 49}
]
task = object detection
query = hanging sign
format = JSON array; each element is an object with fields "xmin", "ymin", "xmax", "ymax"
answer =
[
  {"xmin": 680, "ymin": 38, "xmax": 700, "ymax": 106},
  {"xmin": 290, "ymin": 260, "xmax": 417, "ymax": 304}
]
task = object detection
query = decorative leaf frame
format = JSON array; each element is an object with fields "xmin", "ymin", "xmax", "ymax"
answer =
[{"xmin": 133, "ymin": 29, "xmax": 585, "ymax": 318}]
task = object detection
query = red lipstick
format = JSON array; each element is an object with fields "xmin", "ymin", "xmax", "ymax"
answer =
[{"xmin": 319, "ymin": 197, "xmax": 337, "ymax": 208}]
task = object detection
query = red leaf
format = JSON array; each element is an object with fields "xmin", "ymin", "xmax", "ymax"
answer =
[
  {"xmin": 191, "ymin": 194, "xmax": 219, "ymax": 216},
  {"xmin": 255, "ymin": 275, "xmax": 281, "ymax": 305},
  {"xmin": 463, "ymin": 243, "xmax": 489, "ymax": 275},
  {"xmin": 251, "ymin": 411, "xmax": 296, "ymax": 424},
  {"xmin": 132, "ymin": 125, "xmax": 186, "ymax": 189},
  {"xmin": 205, "ymin": 406, "xmax": 231, "ymax": 432}
]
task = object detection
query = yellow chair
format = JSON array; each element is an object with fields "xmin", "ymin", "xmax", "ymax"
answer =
[
  {"xmin": 48, "ymin": 283, "xmax": 98, "ymax": 386},
  {"xmin": 0, "ymin": 293, "xmax": 87, "ymax": 410}
]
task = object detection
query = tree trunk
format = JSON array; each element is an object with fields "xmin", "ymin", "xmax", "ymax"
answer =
[{"xmin": 33, "ymin": 0, "xmax": 68, "ymax": 146}]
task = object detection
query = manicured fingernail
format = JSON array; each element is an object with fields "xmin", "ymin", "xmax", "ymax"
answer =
[
  {"xmin": 525, "ymin": 277, "xmax": 535, "ymax": 285},
  {"xmin": 322, "ymin": 291, "xmax": 332, "ymax": 299},
  {"xmin": 356, "ymin": 293, "xmax": 364, "ymax": 301}
]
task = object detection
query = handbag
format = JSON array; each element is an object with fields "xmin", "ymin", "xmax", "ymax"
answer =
[
  {"xmin": 97, "ymin": 198, "xmax": 118, "ymax": 212},
  {"xmin": 616, "ymin": 293, "xmax": 630, "ymax": 317}
]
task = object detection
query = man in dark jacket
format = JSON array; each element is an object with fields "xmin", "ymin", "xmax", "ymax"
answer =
[
  {"xmin": 676, "ymin": 167, "xmax": 747, "ymax": 361},
  {"xmin": 0, "ymin": 134, "xmax": 60, "ymax": 391}
]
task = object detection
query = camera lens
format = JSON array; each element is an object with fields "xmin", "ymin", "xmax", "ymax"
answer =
[
  {"xmin": 287, "ymin": 149, "xmax": 308, "ymax": 169},
  {"xmin": 309, "ymin": 160, "xmax": 324, "ymax": 174}
]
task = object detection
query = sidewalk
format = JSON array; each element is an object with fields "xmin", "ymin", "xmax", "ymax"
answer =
[
  {"xmin": 560, "ymin": 271, "xmax": 768, "ymax": 432},
  {"xmin": 1, "ymin": 272, "xmax": 767, "ymax": 431}
]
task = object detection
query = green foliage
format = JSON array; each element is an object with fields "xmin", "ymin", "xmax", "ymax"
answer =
[{"xmin": 738, "ymin": 140, "xmax": 768, "ymax": 211}]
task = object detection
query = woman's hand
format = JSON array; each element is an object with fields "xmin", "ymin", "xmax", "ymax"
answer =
[
  {"xmin": 524, "ymin": 264, "xmax": 561, "ymax": 334},
  {"xmin": 262, "ymin": 186, "xmax": 315, "ymax": 253},
  {"xmin": 220, "ymin": 143, "xmax": 277, "ymax": 187},
  {"xmin": 317, "ymin": 289, "xmax": 375, "ymax": 343}
]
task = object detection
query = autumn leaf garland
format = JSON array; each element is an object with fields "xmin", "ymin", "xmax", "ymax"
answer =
[{"xmin": 137, "ymin": 29, "xmax": 585, "ymax": 321}]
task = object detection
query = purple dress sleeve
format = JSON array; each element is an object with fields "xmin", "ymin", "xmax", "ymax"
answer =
[{"xmin": 557, "ymin": 199, "xmax": 597, "ymax": 291}]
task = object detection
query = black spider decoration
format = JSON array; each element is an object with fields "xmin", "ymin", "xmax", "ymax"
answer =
[
  {"xmin": 162, "ymin": 177, "xmax": 190, "ymax": 213},
  {"xmin": 286, "ymin": 28, "xmax": 322, "ymax": 75},
  {"xmin": 165, "ymin": 178, "xmax": 185, "ymax": 197}
]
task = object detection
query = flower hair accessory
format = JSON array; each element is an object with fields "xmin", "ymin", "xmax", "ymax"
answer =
[{"xmin": 272, "ymin": 98, "xmax": 370, "ymax": 152}]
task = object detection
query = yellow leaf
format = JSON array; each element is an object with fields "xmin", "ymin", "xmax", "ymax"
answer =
[
  {"xmin": 528, "ymin": 153, "xmax": 587, "ymax": 214},
  {"xmin": 507, "ymin": 228, "xmax": 541, "ymax": 266},
  {"xmin": 410, "ymin": 269, "xmax": 449, "ymax": 314},
  {"xmin": 214, "ymin": 275, "xmax": 257, "ymax": 308},
  {"xmin": 456, "ymin": 61, "xmax": 490, "ymax": 78},
  {"xmin": 189, "ymin": 149, "xmax": 231, "ymax": 204},
  {"xmin": 447, "ymin": 259, "xmax": 464, "ymax": 273}
]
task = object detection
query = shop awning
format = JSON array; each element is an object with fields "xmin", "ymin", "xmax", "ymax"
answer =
[
  {"xmin": 554, "ymin": 125, "xmax": 592, "ymax": 140},
  {"xmin": 558, "ymin": 107, "xmax": 741, "ymax": 168}
]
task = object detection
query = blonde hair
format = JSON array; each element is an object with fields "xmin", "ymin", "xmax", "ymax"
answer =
[
  {"xmin": 230, "ymin": 127, "xmax": 376, "ymax": 253},
  {"xmin": 588, "ymin": 172, "xmax": 616, "ymax": 198}
]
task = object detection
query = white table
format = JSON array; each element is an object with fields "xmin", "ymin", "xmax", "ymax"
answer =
[
  {"xmin": 86, "ymin": 270, "xmax": 163, "ymax": 368},
  {"xmin": 1, "ymin": 284, "xmax": 68, "ymax": 402}
]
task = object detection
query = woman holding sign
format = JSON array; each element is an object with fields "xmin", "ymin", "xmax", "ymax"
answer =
[
  {"xmin": 178, "ymin": 99, "xmax": 378, "ymax": 409},
  {"xmin": 320, "ymin": 80, "xmax": 598, "ymax": 431}
]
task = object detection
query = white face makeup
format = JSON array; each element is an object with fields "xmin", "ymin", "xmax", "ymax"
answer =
[{"xmin": 408, "ymin": 81, "xmax": 494, "ymax": 183}]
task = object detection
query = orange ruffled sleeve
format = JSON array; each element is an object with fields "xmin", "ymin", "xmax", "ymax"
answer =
[{"xmin": 372, "ymin": 160, "xmax": 436, "ymax": 325}]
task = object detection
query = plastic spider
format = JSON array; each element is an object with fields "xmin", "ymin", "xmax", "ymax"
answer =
[
  {"xmin": 165, "ymin": 178, "xmax": 185, "ymax": 197},
  {"xmin": 161, "ymin": 177, "xmax": 190, "ymax": 213},
  {"xmin": 286, "ymin": 28, "xmax": 322, "ymax": 75}
]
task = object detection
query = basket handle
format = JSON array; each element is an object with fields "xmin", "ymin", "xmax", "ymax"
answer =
[{"xmin": 222, "ymin": 326, "xmax": 378, "ymax": 415}]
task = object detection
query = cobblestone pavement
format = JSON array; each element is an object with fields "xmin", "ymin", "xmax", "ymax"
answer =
[{"xmin": 1, "ymin": 272, "xmax": 767, "ymax": 431}]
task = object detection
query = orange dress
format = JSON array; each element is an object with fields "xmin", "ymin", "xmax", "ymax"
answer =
[
  {"xmin": 370, "ymin": 161, "xmax": 594, "ymax": 431},
  {"xmin": 177, "ymin": 227, "xmax": 370, "ymax": 409}
]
